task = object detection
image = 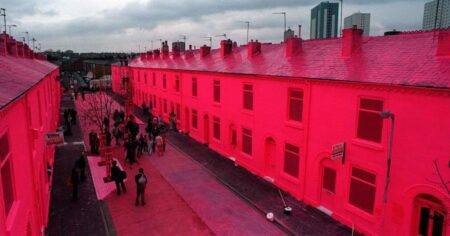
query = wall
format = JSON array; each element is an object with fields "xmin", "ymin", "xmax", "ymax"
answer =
[
  {"xmin": 0, "ymin": 69, "xmax": 61, "ymax": 236},
  {"xmin": 112, "ymin": 66, "xmax": 450, "ymax": 236}
]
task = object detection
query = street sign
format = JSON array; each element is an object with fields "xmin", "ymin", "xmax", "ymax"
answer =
[
  {"xmin": 331, "ymin": 142, "xmax": 346, "ymax": 164},
  {"xmin": 45, "ymin": 132, "xmax": 64, "ymax": 145}
]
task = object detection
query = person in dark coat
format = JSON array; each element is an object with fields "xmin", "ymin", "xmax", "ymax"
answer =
[
  {"xmin": 76, "ymin": 151, "xmax": 87, "ymax": 182},
  {"xmin": 135, "ymin": 168, "xmax": 147, "ymax": 206},
  {"xmin": 125, "ymin": 138, "xmax": 137, "ymax": 167},
  {"xmin": 70, "ymin": 167, "xmax": 80, "ymax": 201},
  {"xmin": 111, "ymin": 160, "xmax": 126, "ymax": 195},
  {"xmin": 126, "ymin": 116, "xmax": 139, "ymax": 139},
  {"xmin": 105, "ymin": 130, "xmax": 112, "ymax": 147},
  {"xmin": 70, "ymin": 108, "xmax": 77, "ymax": 125},
  {"xmin": 103, "ymin": 116, "xmax": 110, "ymax": 132}
]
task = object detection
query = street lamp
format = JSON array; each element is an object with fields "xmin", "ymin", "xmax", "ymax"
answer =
[{"xmin": 380, "ymin": 111, "xmax": 394, "ymax": 203}]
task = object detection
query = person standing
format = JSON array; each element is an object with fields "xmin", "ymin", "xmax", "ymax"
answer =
[
  {"xmin": 76, "ymin": 151, "xmax": 87, "ymax": 183},
  {"xmin": 125, "ymin": 138, "xmax": 137, "ymax": 167},
  {"xmin": 135, "ymin": 168, "xmax": 147, "ymax": 206},
  {"xmin": 111, "ymin": 161, "xmax": 127, "ymax": 195},
  {"xmin": 103, "ymin": 116, "xmax": 110, "ymax": 132},
  {"xmin": 70, "ymin": 167, "xmax": 80, "ymax": 201},
  {"xmin": 105, "ymin": 129, "xmax": 112, "ymax": 147}
]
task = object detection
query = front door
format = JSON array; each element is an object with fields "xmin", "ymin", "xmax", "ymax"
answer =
[
  {"xmin": 264, "ymin": 138, "xmax": 276, "ymax": 179},
  {"xmin": 414, "ymin": 196, "xmax": 446, "ymax": 236},
  {"xmin": 320, "ymin": 165, "xmax": 337, "ymax": 213}
]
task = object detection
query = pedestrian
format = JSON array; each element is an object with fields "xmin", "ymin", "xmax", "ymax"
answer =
[
  {"xmin": 111, "ymin": 160, "xmax": 127, "ymax": 195},
  {"xmin": 70, "ymin": 167, "xmax": 80, "ymax": 201},
  {"xmin": 125, "ymin": 138, "xmax": 137, "ymax": 167},
  {"xmin": 137, "ymin": 134, "xmax": 146, "ymax": 157},
  {"xmin": 135, "ymin": 168, "xmax": 147, "ymax": 206},
  {"xmin": 113, "ymin": 124, "xmax": 121, "ymax": 145},
  {"xmin": 76, "ymin": 151, "xmax": 87, "ymax": 183},
  {"xmin": 147, "ymin": 135, "xmax": 154, "ymax": 155},
  {"xmin": 103, "ymin": 116, "xmax": 110, "ymax": 132},
  {"xmin": 89, "ymin": 131, "xmax": 95, "ymax": 154},
  {"xmin": 105, "ymin": 129, "xmax": 112, "ymax": 147},
  {"xmin": 70, "ymin": 108, "xmax": 77, "ymax": 125},
  {"xmin": 155, "ymin": 135, "xmax": 164, "ymax": 156}
]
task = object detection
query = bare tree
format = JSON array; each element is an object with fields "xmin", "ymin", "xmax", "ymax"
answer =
[
  {"xmin": 78, "ymin": 91, "xmax": 115, "ymax": 133},
  {"xmin": 426, "ymin": 159, "xmax": 450, "ymax": 196}
]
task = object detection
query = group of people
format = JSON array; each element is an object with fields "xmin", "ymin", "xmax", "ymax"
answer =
[
  {"xmin": 63, "ymin": 108, "xmax": 78, "ymax": 136},
  {"xmin": 110, "ymin": 161, "xmax": 148, "ymax": 206}
]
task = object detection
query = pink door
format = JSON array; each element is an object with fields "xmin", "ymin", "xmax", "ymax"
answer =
[{"xmin": 320, "ymin": 165, "xmax": 337, "ymax": 211}]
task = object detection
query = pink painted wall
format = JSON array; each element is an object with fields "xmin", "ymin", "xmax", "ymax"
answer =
[
  {"xmin": 0, "ymin": 70, "xmax": 60, "ymax": 236},
  {"xmin": 112, "ymin": 64, "xmax": 450, "ymax": 235}
]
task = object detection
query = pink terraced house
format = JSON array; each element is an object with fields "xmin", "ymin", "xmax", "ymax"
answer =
[
  {"xmin": 0, "ymin": 33, "xmax": 60, "ymax": 235},
  {"xmin": 112, "ymin": 28, "xmax": 450, "ymax": 235}
]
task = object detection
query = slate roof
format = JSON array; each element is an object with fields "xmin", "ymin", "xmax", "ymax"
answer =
[
  {"xmin": 130, "ymin": 30, "xmax": 450, "ymax": 89},
  {"xmin": 0, "ymin": 56, "xmax": 58, "ymax": 110}
]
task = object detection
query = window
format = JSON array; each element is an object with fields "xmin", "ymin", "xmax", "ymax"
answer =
[
  {"xmin": 192, "ymin": 77, "xmax": 198, "ymax": 97},
  {"xmin": 322, "ymin": 167, "xmax": 336, "ymax": 193},
  {"xmin": 230, "ymin": 127, "xmax": 237, "ymax": 146},
  {"xmin": 163, "ymin": 99, "xmax": 167, "ymax": 113},
  {"xmin": 242, "ymin": 128, "xmax": 252, "ymax": 155},
  {"xmin": 144, "ymin": 73, "xmax": 148, "ymax": 84},
  {"xmin": 243, "ymin": 84, "xmax": 253, "ymax": 110},
  {"xmin": 213, "ymin": 80, "xmax": 220, "ymax": 103},
  {"xmin": 0, "ymin": 134, "xmax": 14, "ymax": 215},
  {"xmin": 175, "ymin": 76, "xmax": 180, "ymax": 92},
  {"xmin": 137, "ymin": 71, "xmax": 140, "ymax": 82},
  {"xmin": 283, "ymin": 143, "xmax": 300, "ymax": 178},
  {"xmin": 357, "ymin": 98, "xmax": 383, "ymax": 143},
  {"xmin": 152, "ymin": 73, "xmax": 156, "ymax": 86},
  {"xmin": 192, "ymin": 110, "xmax": 198, "ymax": 128},
  {"xmin": 349, "ymin": 167, "xmax": 376, "ymax": 214},
  {"xmin": 163, "ymin": 74, "xmax": 167, "ymax": 89},
  {"xmin": 213, "ymin": 117, "xmax": 220, "ymax": 140},
  {"xmin": 288, "ymin": 89, "xmax": 303, "ymax": 122}
]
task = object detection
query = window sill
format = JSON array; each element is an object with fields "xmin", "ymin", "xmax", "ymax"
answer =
[
  {"xmin": 281, "ymin": 172, "xmax": 300, "ymax": 184},
  {"xmin": 344, "ymin": 203, "xmax": 376, "ymax": 223},
  {"xmin": 241, "ymin": 151, "xmax": 253, "ymax": 159},
  {"xmin": 285, "ymin": 120, "xmax": 303, "ymax": 130},
  {"xmin": 351, "ymin": 138, "xmax": 383, "ymax": 151},
  {"xmin": 212, "ymin": 102, "xmax": 221, "ymax": 108}
]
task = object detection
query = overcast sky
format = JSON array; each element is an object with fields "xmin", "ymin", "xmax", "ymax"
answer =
[{"xmin": 0, "ymin": 0, "xmax": 427, "ymax": 52}]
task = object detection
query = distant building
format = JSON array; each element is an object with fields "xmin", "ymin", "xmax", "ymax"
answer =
[
  {"xmin": 172, "ymin": 41, "xmax": 186, "ymax": 52},
  {"xmin": 310, "ymin": 1, "xmax": 339, "ymax": 39},
  {"xmin": 423, "ymin": 0, "xmax": 450, "ymax": 30},
  {"xmin": 284, "ymin": 28, "xmax": 295, "ymax": 41},
  {"xmin": 344, "ymin": 12, "xmax": 371, "ymax": 36}
]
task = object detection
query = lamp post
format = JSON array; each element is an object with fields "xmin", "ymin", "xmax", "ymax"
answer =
[{"xmin": 380, "ymin": 111, "xmax": 395, "ymax": 203}]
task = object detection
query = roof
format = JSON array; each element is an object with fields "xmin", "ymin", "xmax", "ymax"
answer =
[
  {"xmin": 0, "ymin": 56, "xmax": 58, "ymax": 110},
  {"xmin": 129, "ymin": 30, "xmax": 450, "ymax": 89}
]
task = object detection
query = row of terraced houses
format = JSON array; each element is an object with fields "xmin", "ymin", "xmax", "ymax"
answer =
[
  {"xmin": 112, "ymin": 28, "xmax": 450, "ymax": 235},
  {"xmin": 0, "ymin": 33, "xmax": 60, "ymax": 235}
]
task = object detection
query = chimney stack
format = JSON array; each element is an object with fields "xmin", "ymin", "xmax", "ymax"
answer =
[
  {"xmin": 0, "ymin": 33, "xmax": 7, "ymax": 56},
  {"xmin": 285, "ymin": 35, "xmax": 302, "ymax": 57},
  {"xmin": 17, "ymin": 41, "xmax": 24, "ymax": 57},
  {"xmin": 184, "ymin": 45, "xmax": 194, "ymax": 59},
  {"xmin": 200, "ymin": 45, "xmax": 211, "ymax": 57},
  {"xmin": 162, "ymin": 41, "xmax": 169, "ymax": 58},
  {"xmin": 436, "ymin": 29, "xmax": 450, "ymax": 57},
  {"xmin": 220, "ymin": 39, "xmax": 233, "ymax": 57},
  {"xmin": 247, "ymin": 40, "xmax": 261, "ymax": 58},
  {"xmin": 342, "ymin": 25, "xmax": 363, "ymax": 58},
  {"xmin": 140, "ymin": 52, "xmax": 147, "ymax": 60},
  {"xmin": 146, "ymin": 51, "xmax": 153, "ymax": 60},
  {"xmin": 172, "ymin": 43, "xmax": 180, "ymax": 58},
  {"xmin": 153, "ymin": 49, "xmax": 160, "ymax": 59}
]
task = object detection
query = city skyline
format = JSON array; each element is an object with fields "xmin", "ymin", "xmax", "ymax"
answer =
[{"xmin": 0, "ymin": 0, "xmax": 428, "ymax": 52}]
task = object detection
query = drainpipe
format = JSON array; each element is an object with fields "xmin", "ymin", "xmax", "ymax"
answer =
[
  {"xmin": 302, "ymin": 80, "xmax": 312, "ymax": 200},
  {"xmin": 381, "ymin": 111, "xmax": 395, "ymax": 203}
]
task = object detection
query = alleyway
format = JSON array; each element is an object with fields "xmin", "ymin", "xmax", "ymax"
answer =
[{"xmin": 47, "ymin": 93, "xmax": 112, "ymax": 236}]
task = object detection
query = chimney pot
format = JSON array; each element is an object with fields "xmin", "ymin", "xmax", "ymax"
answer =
[
  {"xmin": 200, "ymin": 45, "xmax": 211, "ymax": 57},
  {"xmin": 247, "ymin": 40, "xmax": 262, "ymax": 58},
  {"xmin": 220, "ymin": 39, "xmax": 233, "ymax": 57}
]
